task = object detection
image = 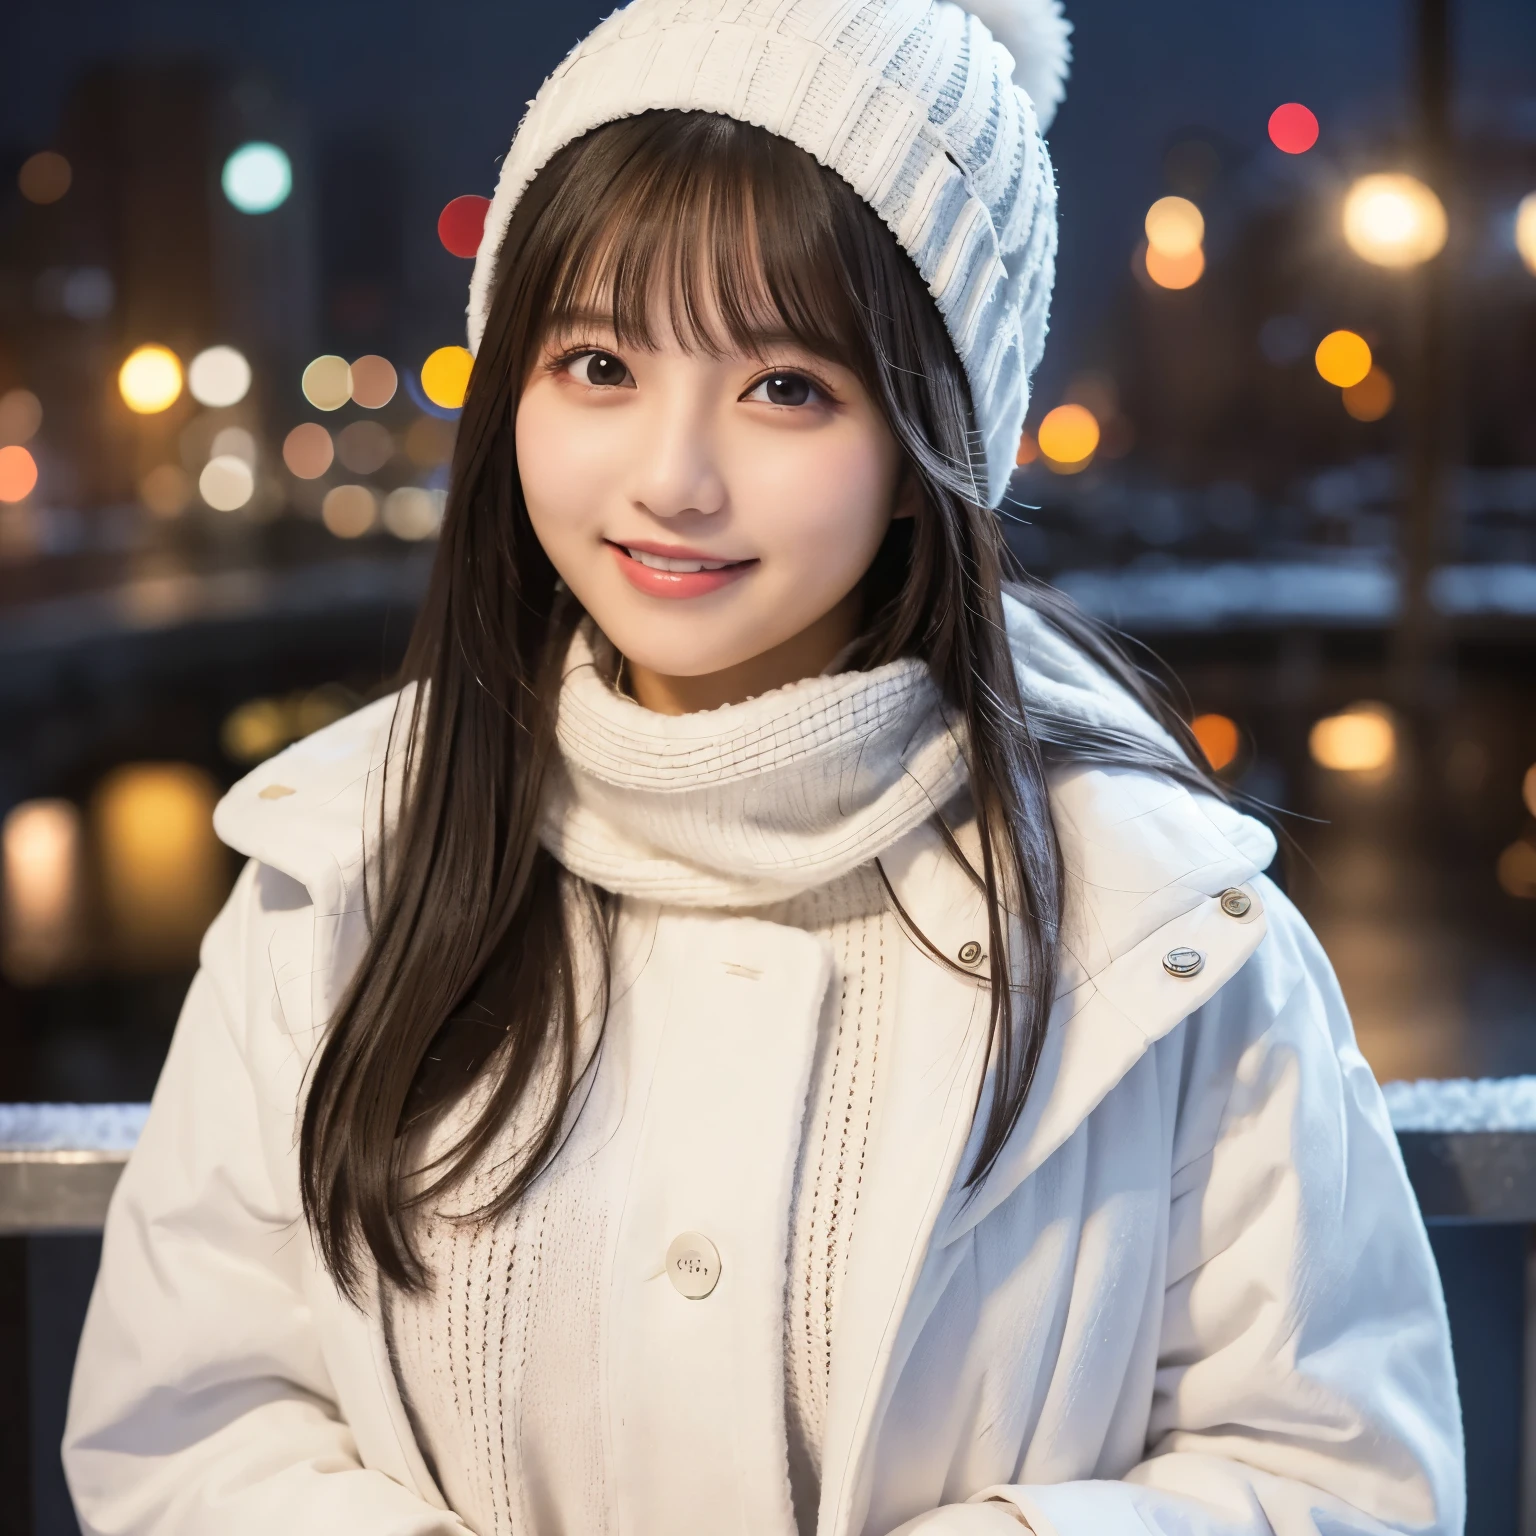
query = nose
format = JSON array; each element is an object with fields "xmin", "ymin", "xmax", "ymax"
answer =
[{"xmin": 627, "ymin": 381, "xmax": 727, "ymax": 521}]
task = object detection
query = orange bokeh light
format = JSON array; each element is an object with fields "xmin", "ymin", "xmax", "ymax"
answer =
[
  {"xmin": 1144, "ymin": 242, "xmax": 1205, "ymax": 290},
  {"xmin": 0, "ymin": 445, "xmax": 39, "ymax": 503},
  {"xmin": 1192, "ymin": 713, "xmax": 1240, "ymax": 771}
]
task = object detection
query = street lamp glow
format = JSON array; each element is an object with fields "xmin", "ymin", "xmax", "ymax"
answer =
[
  {"xmin": 1516, "ymin": 193, "xmax": 1536, "ymax": 277},
  {"xmin": 222, "ymin": 142, "xmax": 292, "ymax": 214},
  {"xmin": 1342, "ymin": 173, "xmax": 1447, "ymax": 268},
  {"xmin": 118, "ymin": 345, "xmax": 183, "ymax": 414}
]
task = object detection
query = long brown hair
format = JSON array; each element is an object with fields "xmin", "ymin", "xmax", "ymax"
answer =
[{"xmin": 299, "ymin": 110, "xmax": 1226, "ymax": 1297}]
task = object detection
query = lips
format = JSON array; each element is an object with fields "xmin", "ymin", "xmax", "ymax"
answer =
[{"xmin": 606, "ymin": 540, "xmax": 758, "ymax": 599}]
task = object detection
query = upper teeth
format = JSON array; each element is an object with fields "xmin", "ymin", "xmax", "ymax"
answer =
[{"xmin": 625, "ymin": 548, "xmax": 740, "ymax": 573}]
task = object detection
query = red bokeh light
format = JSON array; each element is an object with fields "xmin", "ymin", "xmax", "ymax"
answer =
[
  {"xmin": 1268, "ymin": 103, "xmax": 1319, "ymax": 155},
  {"xmin": 437, "ymin": 195, "xmax": 491, "ymax": 259}
]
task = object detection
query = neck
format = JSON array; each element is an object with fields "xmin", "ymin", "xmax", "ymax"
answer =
[{"xmin": 622, "ymin": 591, "xmax": 862, "ymax": 715}]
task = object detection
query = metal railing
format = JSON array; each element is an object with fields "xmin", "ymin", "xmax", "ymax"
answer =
[{"xmin": 3, "ymin": 1084, "xmax": 1534, "ymax": 1536}]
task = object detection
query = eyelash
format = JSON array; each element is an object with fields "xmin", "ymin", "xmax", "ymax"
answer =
[{"xmin": 548, "ymin": 346, "xmax": 835, "ymax": 406}]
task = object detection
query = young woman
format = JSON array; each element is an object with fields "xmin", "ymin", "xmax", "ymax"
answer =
[{"xmin": 65, "ymin": 2, "xmax": 1461, "ymax": 1534}]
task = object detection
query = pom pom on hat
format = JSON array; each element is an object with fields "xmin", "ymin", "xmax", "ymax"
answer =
[{"xmin": 958, "ymin": 0, "xmax": 1073, "ymax": 130}]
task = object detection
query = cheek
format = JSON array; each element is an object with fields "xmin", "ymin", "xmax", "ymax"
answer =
[
  {"xmin": 514, "ymin": 384, "xmax": 609, "ymax": 539},
  {"xmin": 741, "ymin": 420, "xmax": 899, "ymax": 572}
]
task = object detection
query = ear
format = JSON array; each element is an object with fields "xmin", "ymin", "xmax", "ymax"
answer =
[{"xmin": 892, "ymin": 465, "xmax": 922, "ymax": 522}]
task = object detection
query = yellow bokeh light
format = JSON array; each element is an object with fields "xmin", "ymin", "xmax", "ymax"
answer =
[
  {"xmin": 1315, "ymin": 330, "xmax": 1372, "ymax": 389},
  {"xmin": 302, "ymin": 354, "xmax": 353, "ymax": 411},
  {"xmin": 1037, "ymin": 404, "xmax": 1100, "ymax": 469},
  {"xmin": 1309, "ymin": 704, "xmax": 1396, "ymax": 774},
  {"xmin": 118, "ymin": 344, "xmax": 184, "ymax": 414},
  {"xmin": 2, "ymin": 798, "xmax": 83, "ymax": 985},
  {"xmin": 1342, "ymin": 366, "xmax": 1395, "ymax": 422},
  {"xmin": 1145, "ymin": 196, "xmax": 1204, "ymax": 258},
  {"xmin": 1524, "ymin": 762, "xmax": 1536, "ymax": 817},
  {"xmin": 1191, "ymin": 713, "xmax": 1240, "ymax": 772},
  {"xmin": 421, "ymin": 345, "xmax": 474, "ymax": 410},
  {"xmin": 93, "ymin": 763, "xmax": 226, "ymax": 970},
  {"xmin": 1516, "ymin": 194, "xmax": 1536, "ymax": 278},
  {"xmin": 221, "ymin": 698, "xmax": 290, "ymax": 764},
  {"xmin": 1144, "ymin": 242, "xmax": 1205, "ymax": 290},
  {"xmin": 1342, "ymin": 173, "xmax": 1447, "ymax": 269}
]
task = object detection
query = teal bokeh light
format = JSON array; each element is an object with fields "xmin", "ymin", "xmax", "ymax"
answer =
[{"xmin": 221, "ymin": 142, "xmax": 292, "ymax": 214}]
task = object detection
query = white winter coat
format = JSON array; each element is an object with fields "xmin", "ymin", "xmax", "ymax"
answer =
[{"xmin": 63, "ymin": 634, "xmax": 1462, "ymax": 1536}]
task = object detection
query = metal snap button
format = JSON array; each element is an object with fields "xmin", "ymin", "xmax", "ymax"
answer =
[
  {"xmin": 666, "ymin": 1232, "xmax": 721, "ymax": 1300},
  {"xmin": 1219, "ymin": 888, "xmax": 1252, "ymax": 918},
  {"xmin": 1162, "ymin": 946, "xmax": 1205, "ymax": 978},
  {"xmin": 957, "ymin": 940, "xmax": 983, "ymax": 967}
]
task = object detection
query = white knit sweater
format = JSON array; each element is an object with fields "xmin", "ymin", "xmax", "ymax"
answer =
[{"xmin": 385, "ymin": 627, "xmax": 969, "ymax": 1536}]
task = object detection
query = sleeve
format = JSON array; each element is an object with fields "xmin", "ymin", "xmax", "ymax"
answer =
[
  {"xmin": 62, "ymin": 861, "xmax": 474, "ymax": 1536},
  {"xmin": 886, "ymin": 879, "xmax": 1465, "ymax": 1536}
]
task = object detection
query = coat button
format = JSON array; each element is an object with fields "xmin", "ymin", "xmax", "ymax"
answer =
[
  {"xmin": 1162, "ymin": 946, "xmax": 1205, "ymax": 978},
  {"xmin": 1219, "ymin": 887, "xmax": 1252, "ymax": 918},
  {"xmin": 666, "ymin": 1232, "xmax": 721, "ymax": 1300},
  {"xmin": 957, "ymin": 940, "xmax": 983, "ymax": 966}
]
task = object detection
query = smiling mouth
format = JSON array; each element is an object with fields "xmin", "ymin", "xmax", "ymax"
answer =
[{"xmin": 609, "ymin": 542, "xmax": 756, "ymax": 574}]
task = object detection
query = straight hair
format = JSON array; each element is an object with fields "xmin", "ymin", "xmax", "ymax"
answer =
[{"xmin": 299, "ymin": 111, "xmax": 1227, "ymax": 1297}]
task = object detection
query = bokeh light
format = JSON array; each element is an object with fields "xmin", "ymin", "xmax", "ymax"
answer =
[
  {"xmin": 302, "ymin": 355, "xmax": 352, "ymax": 411},
  {"xmin": 1015, "ymin": 429, "xmax": 1038, "ymax": 467},
  {"xmin": 93, "ymin": 764, "xmax": 224, "ymax": 970},
  {"xmin": 350, "ymin": 354, "xmax": 398, "ymax": 409},
  {"xmin": 199, "ymin": 454, "xmax": 255, "ymax": 511},
  {"xmin": 438, "ymin": 195, "xmax": 492, "ymax": 259},
  {"xmin": 0, "ymin": 389, "xmax": 42, "ymax": 446},
  {"xmin": 1309, "ymin": 704, "xmax": 1396, "ymax": 774},
  {"xmin": 210, "ymin": 425, "xmax": 257, "ymax": 465},
  {"xmin": 1267, "ymin": 103, "xmax": 1319, "ymax": 155},
  {"xmin": 0, "ymin": 446, "xmax": 39, "ymax": 503},
  {"xmin": 421, "ymin": 346, "xmax": 474, "ymax": 410},
  {"xmin": 1342, "ymin": 173, "xmax": 1447, "ymax": 268},
  {"xmin": 1342, "ymin": 366, "xmax": 1395, "ymax": 422},
  {"xmin": 119, "ymin": 344, "xmax": 184, "ymax": 414},
  {"xmin": 2, "ymin": 799, "xmax": 82, "ymax": 985},
  {"xmin": 1315, "ymin": 330, "xmax": 1373, "ymax": 389},
  {"xmin": 283, "ymin": 423, "xmax": 334, "ymax": 479},
  {"xmin": 1496, "ymin": 838, "xmax": 1536, "ymax": 900},
  {"xmin": 383, "ymin": 486, "xmax": 445, "ymax": 541},
  {"xmin": 336, "ymin": 420, "xmax": 394, "ymax": 474},
  {"xmin": 322, "ymin": 483, "xmax": 378, "ymax": 538},
  {"xmin": 1192, "ymin": 713, "xmax": 1240, "ymax": 772},
  {"xmin": 1524, "ymin": 762, "xmax": 1536, "ymax": 817},
  {"xmin": 1037, "ymin": 404, "xmax": 1100, "ymax": 471},
  {"xmin": 139, "ymin": 464, "xmax": 193, "ymax": 519},
  {"xmin": 1144, "ymin": 196, "xmax": 1204, "ymax": 258},
  {"xmin": 222, "ymin": 142, "xmax": 292, "ymax": 214},
  {"xmin": 18, "ymin": 151, "xmax": 71, "ymax": 205},
  {"xmin": 221, "ymin": 698, "xmax": 290, "ymax": 764},
  {"xmin": 405, "ymin": 414, "xmax": 456, "ymax": 467},
  {"xmin": 1144, "ymin": 242, "xmax": 1205, "ymax": 290},
  {"xmin": 188, "ymin": 345, "xmax": 252, "ymax": 407},
  {"xmin": 1516, "ymin": 194, "xmax": 1536, "ymax": 277}
]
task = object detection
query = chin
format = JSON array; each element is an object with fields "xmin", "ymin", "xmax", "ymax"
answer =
[{"xmin": 595, "ymin": 610, "xmax": 776, "ymax": 682}]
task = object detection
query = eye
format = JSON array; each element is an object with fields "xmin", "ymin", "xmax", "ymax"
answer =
[
  {"xmin": 562, "ymin": 350, "xmax": 633, "ymax": 388},
  {"xmin": 744, "ymin": 371, "xmax": 822, "ymax": 408}
]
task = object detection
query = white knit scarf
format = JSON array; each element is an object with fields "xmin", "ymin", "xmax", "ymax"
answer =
[{"xmin": 539, "ymin": 624, "xmax": 968, "ymax": 907}]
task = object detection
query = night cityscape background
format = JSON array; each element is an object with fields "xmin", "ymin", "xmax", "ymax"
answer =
[{"xmin": 0, "ymin": 0, "xmax": 1534, "ymax": 1530}]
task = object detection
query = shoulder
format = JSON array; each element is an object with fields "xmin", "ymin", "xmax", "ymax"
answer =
[{"xmin": 211, "ymin": 685, "xmax": 415, "ymax": 912}]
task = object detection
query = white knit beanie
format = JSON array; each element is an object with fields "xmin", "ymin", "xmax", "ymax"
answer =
[{"xmin": 467, "ymin": 0, "xmax": 1071, "ymax": 508}]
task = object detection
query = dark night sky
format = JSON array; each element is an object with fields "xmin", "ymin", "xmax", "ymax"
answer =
[{"xmin": 5, "ymin": 0, "xmax": 1535, "ymax": 404}]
